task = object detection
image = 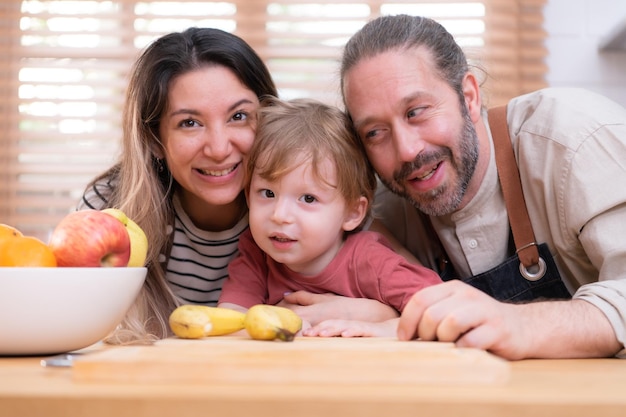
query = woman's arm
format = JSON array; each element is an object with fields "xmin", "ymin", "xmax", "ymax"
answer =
[
  {"xmin": 279, "ymin": 291, "xmax": 399, "ymax": 326},
  {"xmin": 217, "ymin": 302, "xmax": 248, "ymax": 313}
]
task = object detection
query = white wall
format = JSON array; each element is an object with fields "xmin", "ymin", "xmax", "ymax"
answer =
[{"xmin": 544, "ymin": 0, "xmax": 626, "ymax": 106}]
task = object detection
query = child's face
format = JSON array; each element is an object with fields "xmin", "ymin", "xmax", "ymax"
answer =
[{"xmin": 248, "ymin": 156, "xmax": 362, "ymax": 276}]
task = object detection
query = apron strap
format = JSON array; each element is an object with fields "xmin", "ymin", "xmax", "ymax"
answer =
[{"xmin": 487, "ymin": 105, "xmax": 542, "ymax": 272}]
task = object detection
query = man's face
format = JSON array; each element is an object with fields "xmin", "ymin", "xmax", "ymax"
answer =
[{"xmin": 343, "ymin": 47, "xmax": 480, "ymax": 216}]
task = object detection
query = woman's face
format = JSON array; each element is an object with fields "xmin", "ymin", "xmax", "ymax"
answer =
[{"xmin": 159, "ymin": 66, "xmax": 260, "ymax": 217}]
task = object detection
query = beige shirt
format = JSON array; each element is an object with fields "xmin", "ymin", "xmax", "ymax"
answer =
[{"xmin": 373, "ymin": 88, "xmax": 626, "ymax": 349}]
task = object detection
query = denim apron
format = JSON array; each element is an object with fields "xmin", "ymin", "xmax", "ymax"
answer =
[
  {"xmin": 438, "ymin": 106, "xmax": 571, "ymax": 302},
  {"xmin": 440, "ymin": 243, "xmax": 571, "ymax": 302}
]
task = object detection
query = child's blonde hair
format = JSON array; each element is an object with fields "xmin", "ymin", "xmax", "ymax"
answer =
[{"xmin": 247, "ymin": 97, "xmax": 376, "ymax": 232}]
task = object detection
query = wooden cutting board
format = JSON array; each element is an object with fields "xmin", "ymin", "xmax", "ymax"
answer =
[{"xmin": 73, "ymin": 336, "xmax": 510, "ymax": 385}]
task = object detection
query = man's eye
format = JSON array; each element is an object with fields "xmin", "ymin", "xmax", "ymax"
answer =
[
  {"xmin": 364, "ymin": 129, "xmax": 378, "ymax": 140},
  {"xmin": 407, "ymin": 106, "xmax": 426, "ymax": 119}
]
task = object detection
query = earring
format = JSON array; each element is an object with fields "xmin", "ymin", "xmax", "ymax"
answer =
[{"xmin": 156, "ymin": 158, "xmax": 165, "ymax": 173}]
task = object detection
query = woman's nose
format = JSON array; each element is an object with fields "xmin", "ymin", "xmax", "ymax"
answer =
[{"xmin": 203, "ymin": 126, "xmax": 231, "ymax": 160}]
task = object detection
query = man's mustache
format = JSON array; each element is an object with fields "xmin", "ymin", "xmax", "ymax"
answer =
[{"xmin": 394, "ymin": 149, "xmax": 451, "ymax": 183}]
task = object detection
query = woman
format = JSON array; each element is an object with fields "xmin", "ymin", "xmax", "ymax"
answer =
[
  {"xmin": 80, "ymin": 27, "xmax": 277, "ymax": 343},
  {"xmin": 82, "ymin": 27, "xmax": 398, "ymax": 344}
]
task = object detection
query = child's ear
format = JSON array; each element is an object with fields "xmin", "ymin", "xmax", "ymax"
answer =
[{"xmin": 342, "ymin": 196, "xmax": 368, "ymax": 232}]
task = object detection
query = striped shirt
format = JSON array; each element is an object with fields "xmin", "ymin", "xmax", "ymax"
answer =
[{"xmin": 167, "ymin": 196, "xmax": 247, "ymax": 305}]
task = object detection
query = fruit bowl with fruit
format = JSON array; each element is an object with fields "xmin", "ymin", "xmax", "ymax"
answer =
[{"xmin": 0, "ymin": 209, "xmax": 149, "ymax": 356}]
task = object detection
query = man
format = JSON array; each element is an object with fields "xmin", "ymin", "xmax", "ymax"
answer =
[{"xmin": 340, "ymin": 14, "xmax": 626, "ymax": 359}]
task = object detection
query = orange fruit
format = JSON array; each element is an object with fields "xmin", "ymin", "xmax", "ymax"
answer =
[
  {"xmin": 0, "ymin": 223, "xmax": 24, "ymax": 241},
  {"xmin": 0, "ymin": 235, "xmax": 57, "ymax": 267}
]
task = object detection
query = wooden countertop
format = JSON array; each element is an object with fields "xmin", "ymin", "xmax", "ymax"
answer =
[{"xmin": 1, "ymin": 337, "xmax": 625, "ymax": 417}]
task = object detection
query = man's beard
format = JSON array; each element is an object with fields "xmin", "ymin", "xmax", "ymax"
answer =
[{"xmin": 379, "ymin": 110, "xmax": 479, "ymax": 217}]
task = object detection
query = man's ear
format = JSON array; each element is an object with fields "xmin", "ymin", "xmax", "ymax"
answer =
[
  {"xmin": 342, "ymin": 196, "xmax": 368, "ymax": 232},
  {"xmin": 462, "ymin": 72, "xmax": 482, "ymax": 123}
]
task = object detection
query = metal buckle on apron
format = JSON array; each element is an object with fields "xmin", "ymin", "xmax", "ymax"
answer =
[{"xmin": 516, "ymin": 242, "xmax": 547, "ymax": 281}]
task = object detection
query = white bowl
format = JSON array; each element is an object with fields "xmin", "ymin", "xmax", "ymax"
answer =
[{"xmin": 0, "ymin": 267, "xmax": 146, "ymax": 356}]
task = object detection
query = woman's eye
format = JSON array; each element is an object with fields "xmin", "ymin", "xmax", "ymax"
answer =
[
  {"xmin": 179, "ymin": 119, "xmax": 198, "ymax": 128},
  {"xmin": 262, "ymin": 189, "xmax": 275, "ymax": 198},
  {"xmin": 301, "ymin": 195, "xmax": 316, "ymax": 204},
  {"xmin": 232, "ymin": 111, "xmax": 248, "ymax": 122}
]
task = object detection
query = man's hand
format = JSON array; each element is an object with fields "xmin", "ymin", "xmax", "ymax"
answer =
[{"xmin": 397, "ymin": 280, "xmax": 621, "ymax": 360}]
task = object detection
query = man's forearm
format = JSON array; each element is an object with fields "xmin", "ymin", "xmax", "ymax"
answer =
[{"xmin": 514, "ymin": 299, "xmax": 622, "ymax": 359}]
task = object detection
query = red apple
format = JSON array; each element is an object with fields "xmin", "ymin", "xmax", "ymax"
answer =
[{"xmin": 48, "ymin": 210, "xmax": 131, "ymax": 267}]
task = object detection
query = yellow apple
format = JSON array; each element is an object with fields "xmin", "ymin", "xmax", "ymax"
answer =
[{"xmin": 102, "ymin": 208, "xmax": 148, "ymax": 267}]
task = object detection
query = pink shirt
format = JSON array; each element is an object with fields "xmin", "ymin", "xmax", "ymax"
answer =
[{"xmin": 220, "ymin": 229, "xmax": 442, "ymax": 311}]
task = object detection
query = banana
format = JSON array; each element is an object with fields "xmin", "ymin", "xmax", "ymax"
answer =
[
  {"xmin": 244, "ymin": 304, "xmax": 303, "ymax": 342},
  {"xmin": 169, "ymin": 305, "xmax": 246, "ymax": 339}
]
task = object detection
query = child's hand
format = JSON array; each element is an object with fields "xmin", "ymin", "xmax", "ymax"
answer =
[
  {"xmin": 303, "ymin": 318, "xmax": 398, "ymax": 338},
  {"xmin": 297, "ymin": 319, "xmax": 312, "ymax": 336}
]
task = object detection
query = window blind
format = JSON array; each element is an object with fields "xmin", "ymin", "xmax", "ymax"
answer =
[{"xmin": 0, "ymin": 0, "xmax": 547, "ymax": 240}]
